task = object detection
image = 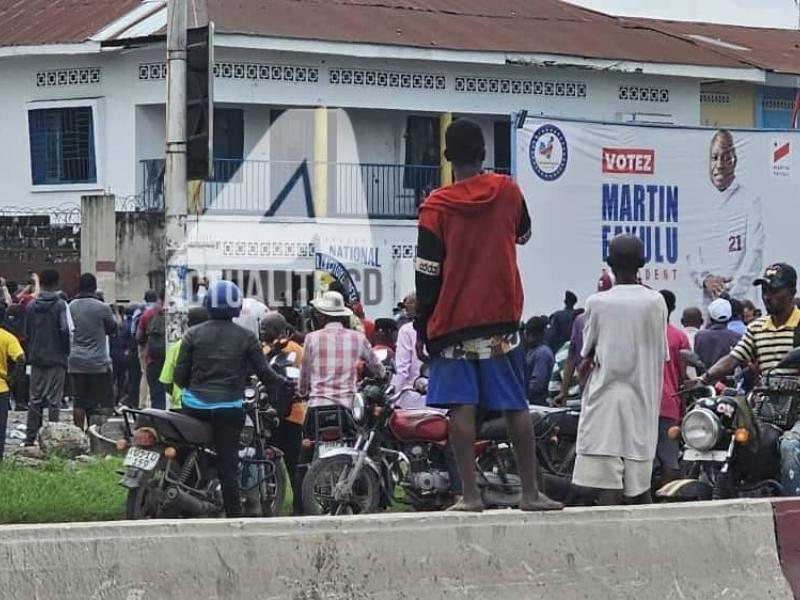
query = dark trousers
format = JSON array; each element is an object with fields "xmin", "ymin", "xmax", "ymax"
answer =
[
  {"xmin": 112, "ymin": 356, "xmax": 129, "ymax": 405},
  {"xmin": 0, "ymin": 392, "xmax": 9, "ymax": 461},
  {"xmin": 184, "ymin": 406, "xmax": 245, "ymax": 517},
  {"xmin": 26, "ymin": 366, "xmax": 65, "ymax": 444},
  {"xmin": 272, "ymin": 419, "xmax": 303, "ymax": 513},
  {"xmin": 146, "ymin": 360, "xmax": 166, "ymax": 410},
  {"xmin": 12, "ymin": 372, "xmax": 29, "ymax": 410},
  {"xmin": 127, "ymin": 351, "xmax": 141, "ymax": 409}
]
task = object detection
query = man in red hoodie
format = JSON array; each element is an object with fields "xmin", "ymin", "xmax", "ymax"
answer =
[{"xmin": 415, "ymin": 119, "xmax": 561, "ymax": 512}]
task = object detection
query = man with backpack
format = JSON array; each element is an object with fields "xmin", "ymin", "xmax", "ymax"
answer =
[
  {"xmin": 68, "ymin": 273, "xmax": 117, "ymax": 430},
  {"xmin": 23, "ymin": 269, "xmax": 71, "ymax": 445},
  {"xmin": 136, "ymin": 287, "xmax": 167, "ymax": 410}
]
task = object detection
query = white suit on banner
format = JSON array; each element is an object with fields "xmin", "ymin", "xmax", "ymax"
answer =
[{"xmin": 686, "ymin": 182, "xmax": 765, "ymax": 306}]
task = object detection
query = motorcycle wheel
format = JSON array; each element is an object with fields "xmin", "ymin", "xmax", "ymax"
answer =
[
  {"xmin": 302, "ymin": 455, "xmax": 380, "ymax": 516},
  {"xmin": 125, "ymin": 471, "xmax": 159, "ymax": 520},
  {"xmin": 260, "ymin": 460, "xmax": 287, "ymax": 518}
]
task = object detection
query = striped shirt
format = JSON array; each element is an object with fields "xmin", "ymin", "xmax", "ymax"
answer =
[
  {"xmin": 298, "ymin": 322, "xmax": 385, "ymax": 409},
  {"xmin": 730, "ymin": 307, "xmax": 800, "ymax": 376}
]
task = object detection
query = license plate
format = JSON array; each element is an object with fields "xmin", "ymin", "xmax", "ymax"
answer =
[
  {"xmin": 683, "ymin": 449, "xmax": 728, "ymax": 462},
  {"xmin": 318, "ymin": 442, "xmax": 345, "ymax": 458},
  {"xmin": 123, "ymin": 448, "xmax": 161, "ymax": 471}
]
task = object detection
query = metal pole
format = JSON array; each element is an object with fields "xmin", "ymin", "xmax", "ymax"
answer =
[{"xmin": 165, "ymin": 0, "xmax": 188, "ymax": 343}]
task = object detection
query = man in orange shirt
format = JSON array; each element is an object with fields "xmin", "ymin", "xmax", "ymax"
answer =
[{"xmin": 260, "ymin": 312, "xmax": 305, "ymax": 514}]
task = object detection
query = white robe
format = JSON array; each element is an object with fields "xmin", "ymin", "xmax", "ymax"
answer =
[{"xmin": 578, "ymin": 285, "xmax": 668, "ymax": 460}]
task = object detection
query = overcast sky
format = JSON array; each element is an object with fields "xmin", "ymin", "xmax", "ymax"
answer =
[{"xmin": 565, "ymin": 0, "xmax": 800, "ymax": 29}]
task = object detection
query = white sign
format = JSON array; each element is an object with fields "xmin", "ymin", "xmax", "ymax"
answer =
[{"xmin": 515, "ymin": 116, "xmax": 800, "ymax": 315}]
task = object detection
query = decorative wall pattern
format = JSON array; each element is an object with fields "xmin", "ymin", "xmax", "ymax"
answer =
[
  {"xmin": 329, "ymin": 68, "xmax": 446, "ymax": 90},
  {"xmin": 619, "ymin": 85, "xmax": 670, "ymax": 103},
  {"xmin": 36, "ymin": 67, "xmax": 101, "ymax": 87},
  {"xmin": 454, "ymin": 76, "xmax": 587, "ymax": 98}
]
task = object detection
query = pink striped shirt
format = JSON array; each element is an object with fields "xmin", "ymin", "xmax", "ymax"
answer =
[{"xmin": 298, "ymin": 322, "xmax": 384, "ymax": 408}]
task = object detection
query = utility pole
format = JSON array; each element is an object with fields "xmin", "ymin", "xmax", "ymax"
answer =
[{"xmin": 165, "ymin": 0, "xmax": 189, "ymax": 343}]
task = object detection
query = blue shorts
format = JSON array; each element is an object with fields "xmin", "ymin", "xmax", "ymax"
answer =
[{"xmin": 426, "ymin": 345, "xmax": 528, "ymax": 411}]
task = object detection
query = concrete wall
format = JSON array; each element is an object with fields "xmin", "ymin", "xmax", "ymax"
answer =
[
  {"xmin": 0, "ymin": 500, "xmax": 794, "ymax": 600},
  {"xmin": 0, "ymin": 215, "xmax": 80, "ymax": 295},
  {"xmin": 115, "ymin": 211, "xmax": 164, "ymax": 303},
  {"xmin": 700, "ymin": 82, "xmax": 757, "ymax": 127},
  {"xmin": 81, "ymin": 195, "xmax": 117, "ymax": 301}
]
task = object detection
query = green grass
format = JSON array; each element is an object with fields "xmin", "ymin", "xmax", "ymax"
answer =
[
  {"xmin": 0, "ymin": 457, "xmax": 126, "ymax": 524},
  {"xmin": 0, "ymin": 458, "xmax": 408, "ymax": 524}
]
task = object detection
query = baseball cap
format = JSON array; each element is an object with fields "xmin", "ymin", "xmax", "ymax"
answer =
[
  {"xmin": 708, "ymin": 298, "xmax": 732, "ymax": 323},
  {"xmin": 753, "ymin": 263, "xmax": 798, "ymax": 289}
]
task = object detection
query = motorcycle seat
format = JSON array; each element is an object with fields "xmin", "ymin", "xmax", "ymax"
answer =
[
  {"xmin": 477, "ymin": 413, "xmax": 543, "ymax": 440},
  {"xmin": 137, "ymin": 409, "xmax": 214, "ymax": 445}
]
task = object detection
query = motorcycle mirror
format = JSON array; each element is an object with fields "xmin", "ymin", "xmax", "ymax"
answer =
[
  {"xmin": 776, "ymin": 348, "xmax": 800, "ymax": 370},
  {"xmin": 680, "ymin": 350, "xmax": 707, "ymax": 374}
]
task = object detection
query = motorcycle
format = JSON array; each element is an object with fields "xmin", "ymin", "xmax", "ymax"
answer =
[
  {"xmin": 656, "ymin": 349, "xmax": 800, "ymax": 501},
  {"xmin": 301, "ymin": 374, "xmax": 531, "ymax": 515},
  {"xmin": 118, "ymin": 359, "xmax": 295, "ymax": 519},
  {"xmin": 528, "ymin": 401, "xmax": 600, "ymax": 505},
  {"xmin": 296, "ymin": 349, "xmax": 393, "ymax": 488}
]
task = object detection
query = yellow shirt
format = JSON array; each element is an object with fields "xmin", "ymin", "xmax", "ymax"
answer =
[
  {"xmin": 0, "ymin": 328, "xmax": 24, "ymax": 394},
  {"xmin": 262, "ymin": 339, "xmax": 305, "ymax": 425}
]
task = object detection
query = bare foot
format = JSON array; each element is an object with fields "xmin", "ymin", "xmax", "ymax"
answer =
[
  {"xmin": 519, "ymin": 493, "xmax": 564, "ymax": 511},
  {"xmin": 446, "ymin": 497, "xmax": 484, "ymax": 512}
]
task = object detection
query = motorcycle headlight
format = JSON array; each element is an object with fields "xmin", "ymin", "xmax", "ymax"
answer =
[
  {"xmin": 352, "ymin": 393, "xmax": 366, "ymax": 423},
  {"xmin": 682, "ymin": 408, "xmax": 721, "ymax": 451}
]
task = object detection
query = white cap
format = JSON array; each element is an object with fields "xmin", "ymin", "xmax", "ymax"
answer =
[
  {"xmin": 233, "ymin": 297, "xmax": 270, "ymax": 337},
  {"xmin": 708, "ymin": 298, "xmax": 732, "ymax": 323}
]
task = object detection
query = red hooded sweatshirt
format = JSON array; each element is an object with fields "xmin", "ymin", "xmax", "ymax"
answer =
[{"xmin": 414, "ymin": 172, "xmax": 531, "ymax": 355}]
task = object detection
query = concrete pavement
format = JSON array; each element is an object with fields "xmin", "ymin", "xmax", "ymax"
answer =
[{"xmin": 0, "ymin": 499, "xmax": 795, "ymax": 600}]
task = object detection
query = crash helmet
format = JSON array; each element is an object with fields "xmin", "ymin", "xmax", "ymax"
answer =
[{"xmin": 203, "ymin": 280, "xmax": 242, "ymax": 319}]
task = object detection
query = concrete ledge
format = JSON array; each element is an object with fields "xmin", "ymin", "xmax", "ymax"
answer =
[{"xmin": 0, "ymin": 500, "xmax": 794, "ymax": 600}]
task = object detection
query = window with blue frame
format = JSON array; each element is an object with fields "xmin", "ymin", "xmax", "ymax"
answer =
[{"xmin": 28, "ymin": 106, "xmax": 96, "ymax": 185}]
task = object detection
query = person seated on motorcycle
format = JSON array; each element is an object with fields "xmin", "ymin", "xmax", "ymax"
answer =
[
  {"xmin": 701, "ymin": 263, "xmax": 800, "ymax": 496},
  {"xmin": 173, "ymin": 281, "xmax": 290, "ymax": 518},
  {"xmin": 297, "ymin": 291, "xmax": 385, "ymax": 446},
  {"xmin": 260, "ymin": 312, "xmax": 306, "ymax": 515},
  {"xmin": 391, "ymin": 292, "xmax": 427, "ymax": 410}
]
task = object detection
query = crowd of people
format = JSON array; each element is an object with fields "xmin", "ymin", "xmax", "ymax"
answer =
[{"xmin": 2, "ymin": 116, "xmax": 799, "ymax": 519}]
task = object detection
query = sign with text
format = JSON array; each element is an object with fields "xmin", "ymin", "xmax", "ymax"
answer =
[{"xmin": 516, "ymin": 116, "xmax": 800, "ymax": 315}]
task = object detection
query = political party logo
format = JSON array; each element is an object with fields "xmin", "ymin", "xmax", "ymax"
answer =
[
  {"xmin": 602, "ymin": 148, "xmax": 655, "ymax": 175},
  {"xmin": 772, "ymin": 140, "xmax": 791, "ymax": 178},
  {"xmin": 529, "ymin": 124, "xmax": 568, "ymax": 181}
]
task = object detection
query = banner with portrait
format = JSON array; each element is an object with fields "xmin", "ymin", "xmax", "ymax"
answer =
[{"xmin": 515, "ymin": 115, "xmax": 800, "ymax": 315}]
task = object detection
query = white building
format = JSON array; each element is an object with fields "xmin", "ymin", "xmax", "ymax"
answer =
[{"xmin": 0, "ymin": 0, "xmax": 778, "ymax": 311}]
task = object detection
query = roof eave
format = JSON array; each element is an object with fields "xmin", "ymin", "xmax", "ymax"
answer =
[
  {"xmin": 0, "ymin": 41, "xmax": 102, "ymax": 58},
  {"xmin": 215, "ymin": 32, "xmax": 767, "ymax": 83}
]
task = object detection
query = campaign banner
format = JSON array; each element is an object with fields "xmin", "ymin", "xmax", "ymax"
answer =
[
  {"xmin": 314, "ymin": 252, "xmax": 362, "ymax": 304},
  {"xmin": 515, "ymin": 116, "xmax": 799, "ymax": 315}
]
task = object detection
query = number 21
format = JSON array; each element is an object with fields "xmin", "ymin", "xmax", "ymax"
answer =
[{"xmin": 728, "ymin": 235, "xmax": 743, "ymax": 252}]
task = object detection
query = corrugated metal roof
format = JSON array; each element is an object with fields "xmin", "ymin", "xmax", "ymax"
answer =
[
  {"xmin": 628, "ymin": 18, "xmax": 800, "ymax": 76},
  {"xmin": 0, "ymin": 0, "xmax": 142, "ymax": 46},
  {"xmin": 205, "ymin": 0, "xmax": 748, "ymax": 68}
]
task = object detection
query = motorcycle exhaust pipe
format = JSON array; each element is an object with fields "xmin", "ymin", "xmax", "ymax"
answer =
[{"xmin": 162, "ymin": 486, "xmax": 219, "ymax": 516}]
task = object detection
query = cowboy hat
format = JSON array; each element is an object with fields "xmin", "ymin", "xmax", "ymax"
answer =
[{"xmin": 311, "ymin": 291, "xmax": 353, "ymax": 317}]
